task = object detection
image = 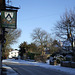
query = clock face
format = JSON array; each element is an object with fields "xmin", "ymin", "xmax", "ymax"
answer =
[{"xmin": 1, "ymin": 10, "xmax": 17, "ymax": 29}]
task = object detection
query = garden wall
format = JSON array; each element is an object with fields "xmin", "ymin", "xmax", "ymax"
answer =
[{"xmin": 61, "ymin": 61, "xmax": 75, "ymax": 68}]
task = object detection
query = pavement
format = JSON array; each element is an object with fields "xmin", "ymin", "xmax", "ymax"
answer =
[{"xmin": 2, "ymin": 65, "xmax": 19, "ymax": 75}]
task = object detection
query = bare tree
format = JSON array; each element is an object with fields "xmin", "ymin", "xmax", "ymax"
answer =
[
  {"xmin": 55, "ymin": 9, "xmax": 75, "ymax": 51},
  {"xmin": 31, "ymin": 28, "xmax": 52, "ymax": 55},
  {"xmin": 2, "ymin": 29, "xmax": 21, "ymax": 59},
  {"xmin": 5, "ymin": 29, "xmax": 21, "ymax": 48},
  {"xmin": 55, "ymin": 10, "xmax": 75, "ymax": 39}
]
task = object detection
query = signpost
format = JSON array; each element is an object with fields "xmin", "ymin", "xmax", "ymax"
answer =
[
  {"xmin": 0, "ymin": 0, "xmax": 6, "ymax": 12},
  {"xmin": 0, "ymin": 0, "xmax": 19, "ymax": 74},
  {"xmin": 0, "ymin": 0, "xmax": 5, "ymax": 74},
  {"xmin": 0, "ymin": 28, "xmax": 2, "ymax": 75},
  {"xmin": 0, "ymin": 0, "xmax": 3, "ymax": 11},
  {"xmin": 1, "ymin": 10, "xmax": 17, "ymax": 29}
]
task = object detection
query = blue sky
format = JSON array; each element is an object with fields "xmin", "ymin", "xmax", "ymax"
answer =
[{"xmin": 9, "ymin": 0, "xmax": 75, "ymax": 49}]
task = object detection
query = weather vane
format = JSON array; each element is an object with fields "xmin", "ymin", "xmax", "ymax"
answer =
[{"xmin": 7, "ymin": 0, "xmax": 12, "ymax": 6}]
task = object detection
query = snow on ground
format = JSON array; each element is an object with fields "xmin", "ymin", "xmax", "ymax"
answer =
[
  {"xmin": 2, "ymin": 59, "xmax": 75, "ymax": 75},
  {"xmin": 3, "ymin": 64, "xmax": 19, "ymax": 75}
]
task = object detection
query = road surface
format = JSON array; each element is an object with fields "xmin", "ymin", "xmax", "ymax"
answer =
[{"xmin": 3, "ymin": 62, "xmax": 72, "ymax": 75}]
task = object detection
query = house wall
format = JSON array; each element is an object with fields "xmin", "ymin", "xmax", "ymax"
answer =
[
  {"xmin": 73, "ymin": 41, "xmax": 75, "ymax": 47},
  {"xmin": 9, "ymin": 50, "xmax": 19, "ymax": 58}
]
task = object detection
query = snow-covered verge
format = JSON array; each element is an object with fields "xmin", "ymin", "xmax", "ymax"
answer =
[
  {"xmin": 3, "ymin": 64, "xmax": 18, "ymax": 75},
  {"xmin": 2, "ymin": 59, "xmax": 75, "ymax": 75}
]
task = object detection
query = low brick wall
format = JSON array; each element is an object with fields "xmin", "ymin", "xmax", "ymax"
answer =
[{"xmin": 61, "ymin": 61, "xmax": 75, "ymax": 68}]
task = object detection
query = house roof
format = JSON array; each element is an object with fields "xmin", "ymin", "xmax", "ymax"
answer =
[
  {"xmin": 10, "ymin": 50, "xmax": 19, "ymax": 53},
  {"xmin": 59, "ymin": 40, "xmax": 71, "ymax": 47}
]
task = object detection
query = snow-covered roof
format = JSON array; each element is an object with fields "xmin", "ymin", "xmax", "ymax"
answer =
[
  {"xmin": 59, "ymin": 40, "xmax": 71, "ymax": 47},
  {"xmin": 9, "ymin": 50, "xmax": 19, "ymax": 53},
  {"xmin": 54, "ymin": 45, "xmax": 59, "ymax": 47},
  {"xmin": 63, "ymin": 40, "xmax": 71, "ymax": 46}
]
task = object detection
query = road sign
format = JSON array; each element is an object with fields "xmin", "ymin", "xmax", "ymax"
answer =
[{"xmin": 1, "ymin": 10, "xmax": 17, "ymax": 29}]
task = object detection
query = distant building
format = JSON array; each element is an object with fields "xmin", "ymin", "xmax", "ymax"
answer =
[
  {"xmin": 8, "ymin": 50, "xmax": 19, "ymax": 58},
  {"xmin": 73, "ymin": 41, "xmax": 75, "ymax": 47},
  {"xmin": 59, "ymin": 40, "xmax": 73, "ymax": 53}
]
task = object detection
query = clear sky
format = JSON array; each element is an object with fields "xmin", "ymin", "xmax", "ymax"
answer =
[{"xmin": 8, "ymin": 0, "xmax": 75, "ymax": 49}]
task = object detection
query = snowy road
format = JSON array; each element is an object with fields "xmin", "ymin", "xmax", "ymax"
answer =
[{"xmin": 3, "ymin": 62, "xmax": 72, "ymax": 75}]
